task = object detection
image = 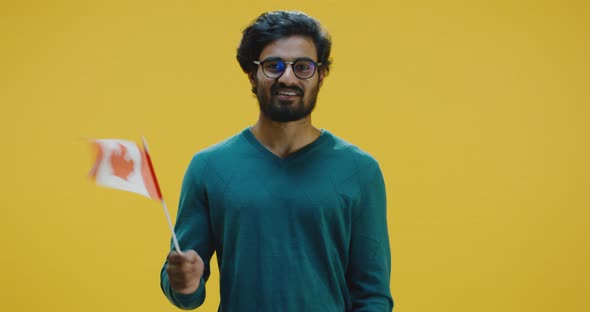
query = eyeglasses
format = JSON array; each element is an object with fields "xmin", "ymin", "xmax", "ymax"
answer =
[{"xmin": 253, "ymin": 57, "xmax": 322, "ymax": 80}]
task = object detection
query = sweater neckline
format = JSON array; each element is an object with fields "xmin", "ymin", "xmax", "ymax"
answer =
[{"xmin": 241, "ymin": 127, "xmax": 329, "ymax": 164}]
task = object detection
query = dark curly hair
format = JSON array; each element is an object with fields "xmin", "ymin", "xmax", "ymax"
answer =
[{"xmin": 237, "ymin": 10, "xmax": 333, "ymax": 91}]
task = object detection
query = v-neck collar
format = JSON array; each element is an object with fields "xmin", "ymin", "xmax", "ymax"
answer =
[{"xmin": 242, "ymin": 127, "xmax": 328, "ymax": 165}]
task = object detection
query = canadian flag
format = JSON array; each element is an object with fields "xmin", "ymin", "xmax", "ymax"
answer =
[{"xmin": 89, "ymin": 139, "xmax": 162, "ymax": 201}]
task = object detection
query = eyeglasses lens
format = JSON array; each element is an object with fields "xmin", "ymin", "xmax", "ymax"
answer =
[{"xmin": 262, "ymin": 60, "xmax": 317, "ymax": 79}]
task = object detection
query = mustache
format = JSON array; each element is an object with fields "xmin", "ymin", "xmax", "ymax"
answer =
[{"xmin": 271, "ymin": 83, "xmax": 304, "ymax": 96}]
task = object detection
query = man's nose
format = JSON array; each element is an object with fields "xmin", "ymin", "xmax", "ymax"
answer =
[{"xmin": 278, "ymin": 64, "xmax": 298, "ymax": 84}]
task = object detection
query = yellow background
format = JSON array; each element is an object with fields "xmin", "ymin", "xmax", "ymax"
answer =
[{"xmin": 1, "ymin": 0, "xmax": 589, "ymax": 311}]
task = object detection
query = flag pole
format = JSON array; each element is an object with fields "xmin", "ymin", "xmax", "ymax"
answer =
[
  {"xmin": 161, "ymin": 199, "xmax": 182, "ymax": 254},
  {"xmin": 142, "ymin": 136, "xmax": 182, "ymax": 254}
]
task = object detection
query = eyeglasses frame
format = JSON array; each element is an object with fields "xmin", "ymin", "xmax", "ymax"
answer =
[{"xmin": 253, "ymin": 57, "xmax": 323, "ymax": 80}]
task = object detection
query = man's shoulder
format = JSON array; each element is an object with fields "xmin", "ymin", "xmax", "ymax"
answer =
[
  {"xmin": 323, "ymin": 130, "xmax": 380, "ymax": 169},
  {"xmin": 323, "ymin": 131, "xmax": 384, "ymax": 188},
  {"xmin": 190, "ymin": 128, "xmax": 249, "ymax": 162},
  {"xmin": 182, "ymin": 129, "xmax": 248, "ymax": 178}
]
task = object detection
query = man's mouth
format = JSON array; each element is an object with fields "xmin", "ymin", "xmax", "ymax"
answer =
[
  {"xmin": 271, "ymin": 83, "xmax": 304, "ymax": 99},
  {"xmin": 276, "ymin": 89, "xmax": 300, "ymax": 96}
]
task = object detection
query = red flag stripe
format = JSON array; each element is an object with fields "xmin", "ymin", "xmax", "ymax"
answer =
[
  {"xmin": 141, "ymin": 144, "xmax": 163, "ymax": 200},
  {"xmin": 88, "ymin": 141, "xmax": 104, "ymax": 179}
]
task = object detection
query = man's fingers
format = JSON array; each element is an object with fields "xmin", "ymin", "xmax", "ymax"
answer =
[
  {"xmin": 165, "ymin": 249, "xmax": 202, "ymax": 295},
  {"xmin": 167, "ymin": 250, "xmax": 200, "ymax": 264},
  {"xmin": 167, "ymin": 251, "xmax": 184, "ymax": 264},
  {"xmin": 168, "ymin": 262, "xmax": 197, "ymax": 274},
  {"xmin": 183, "ymin": 250, "xmax": 200, "ymax": 263}
]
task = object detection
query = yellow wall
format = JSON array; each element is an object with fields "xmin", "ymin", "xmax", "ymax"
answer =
[{"xmin": 1, "ymin": 0, "xmax": 589, "ymax": 311}]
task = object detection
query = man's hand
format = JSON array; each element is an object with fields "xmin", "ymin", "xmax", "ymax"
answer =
[{"xmin": 166, "ymin": 250, "xmax": 205, "ymax": 295}]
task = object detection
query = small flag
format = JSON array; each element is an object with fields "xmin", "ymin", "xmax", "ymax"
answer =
[
  {"xmin": 89, "ymin": 139, "xmax": 162, "ymax": 201},
  {"xmin": 87, "ymin": 137, "xmax": 181, "ymax": 253}
]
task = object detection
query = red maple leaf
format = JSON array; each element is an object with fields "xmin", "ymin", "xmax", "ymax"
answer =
[{"xmin": 110, "ymin": 143, "xmax": 134, "ymax": 181}]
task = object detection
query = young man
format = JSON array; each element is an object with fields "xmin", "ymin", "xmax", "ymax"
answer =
[{"xmin": 161, "ymin": 10, "xmax": 393, "ymax": 311}]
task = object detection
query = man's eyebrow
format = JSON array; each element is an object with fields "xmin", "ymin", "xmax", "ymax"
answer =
[
  {"xmin": 260, "ymin": 56, "xmax": 283, "ymax": 61},
  {"xmin": 294, "ymin": 57, "xmax": 315, "ymax": 61},
  {"xmin": 260, "ymin": 56, "xmax": 316, "ymax": 62}
]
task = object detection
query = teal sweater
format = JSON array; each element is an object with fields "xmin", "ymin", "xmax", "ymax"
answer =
[{"xmin": 161, "ymin": 128, "xmax": 393, "ymax": 311}]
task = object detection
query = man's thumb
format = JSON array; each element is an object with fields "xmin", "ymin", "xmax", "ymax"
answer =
[{"xmin": 181, "ymin": 249, "xmax": 200, "ymax": 263}]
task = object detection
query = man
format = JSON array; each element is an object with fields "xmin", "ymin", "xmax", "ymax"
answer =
[{"xmin": 161, "ymin": 10, "xmax": 393, "ymax": 311}]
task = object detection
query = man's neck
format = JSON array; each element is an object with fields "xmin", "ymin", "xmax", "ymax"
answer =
[{"xmin": 250, "ymin": 114, "xmax": 321, "ymax": 159}]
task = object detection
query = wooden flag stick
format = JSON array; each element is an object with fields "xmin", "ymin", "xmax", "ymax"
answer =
[
  {"xmin": 161, "ymin": 199, "xmax": 182, "ymax": 253},
  {"xmin": 142, "ymin": 136, "xmax": 182, "ymax": 254}
]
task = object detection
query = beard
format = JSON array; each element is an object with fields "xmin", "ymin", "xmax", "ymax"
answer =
[{"xmin": 256, "ymin": 82, "xmax": 319, "ymax": 122}]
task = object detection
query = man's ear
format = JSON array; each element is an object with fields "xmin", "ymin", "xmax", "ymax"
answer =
[
  {"xmin": 248, "ymin": 72, "xmax": 257, "ymax": 88},
  {"xmin": 318, "ymin": 68, "xmax": 326, "ymax": 88}
]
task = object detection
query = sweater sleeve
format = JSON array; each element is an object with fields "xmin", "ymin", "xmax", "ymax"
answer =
[
  {"xmin": 346, "ymin": 161, "xmax": 394, "ymax": 311},
  {"xmin": 160, "ymin": 155, "xmax": 215, "ymax": 310}
]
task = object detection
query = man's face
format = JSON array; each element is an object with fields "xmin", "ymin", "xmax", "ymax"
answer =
[{"xmin": 250, "ymin": 35, "xmax": 324, "ymax": 122}]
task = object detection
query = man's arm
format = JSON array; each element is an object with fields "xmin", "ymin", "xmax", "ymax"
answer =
[
  {"xmin": 346, "ymin": 161, "xmax": 394, "ymax": 311},
  {"xmin": 160, "ymin": 155, "xmax": 215, "ymax": 310}
]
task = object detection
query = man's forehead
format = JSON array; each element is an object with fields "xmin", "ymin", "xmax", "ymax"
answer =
[{"xmin": 259, "ymin": 35, "xmax": 317, "ymax": 60}]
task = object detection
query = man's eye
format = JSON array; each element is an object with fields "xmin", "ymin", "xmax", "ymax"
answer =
[
  {"xmin": 295, "ymin": 62, "xmax": 314, "ymax": 71},
  {"xmin": 265, "ymin": 62, "xmax": 284, "ymax": 72}
]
